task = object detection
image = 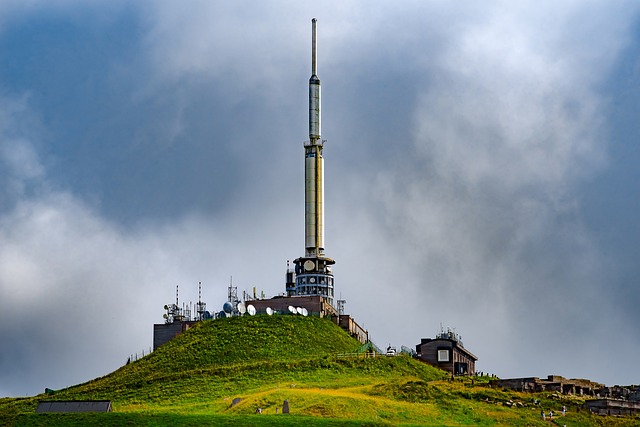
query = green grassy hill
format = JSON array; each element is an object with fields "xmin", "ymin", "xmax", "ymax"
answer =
[{"xmin": 2, "ymin": 315, "xmax": 639, "ymax": 426}]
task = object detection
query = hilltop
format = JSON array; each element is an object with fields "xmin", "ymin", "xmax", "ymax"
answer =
[{"xmin": 1, "ymin": 315, "xmax": 639, "ymax": 426}]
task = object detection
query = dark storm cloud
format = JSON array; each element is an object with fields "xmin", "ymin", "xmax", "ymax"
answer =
[
  {"xmin": 1, "ymin": 1, "xmax": 639, "ymax": 396},
  {"xmin": 320, "ymin": 2, "xmax": 640, "ymax": 382}
]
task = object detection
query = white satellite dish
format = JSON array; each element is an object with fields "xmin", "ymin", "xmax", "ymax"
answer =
[
  {"xmin": 288, "ymin": 305, "xmax": 296, "ymax": 314},
  {"xmin": 301, "ymin": 308, "xmax": 308, "ymax": 317},
  {"xmin": 296, "ymin": 307, "xmax": 303, "ymax": 315},
  {"xmin": 247, "ymin": 304, "xmax": 256, "ymax": 316},
  {"xmin": 266, "ymin": 307, "xmax": 273, "ymax": 316},
  {"xmin": 237, "ymin": 302, "xmax": 246, "ymax": 315}
]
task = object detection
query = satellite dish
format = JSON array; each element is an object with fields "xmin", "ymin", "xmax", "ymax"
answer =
[
  {"xmin": 223, "ymin": 301, "xmax": 234, "ymax": 314},
  {"xmin": 237, "ymin": 302, "xmax": 246, "ymax": 315},
  {"xmin": 288, "ymin": 306, "xmax": 296, "ymax": 314},
  {"xmin": 266, "ymin": 307, "xmax": 273, "ymax": 316},
  {"xmin": 204, "ymin": 311, "xmax": 212, "ymax": 319},
  {"xmin": 302, "ymin": 308, "xmax": 308, "ymax": 317},
  {"xmin": 163, "ymin": 314, "xmax": 168, "ymax": 319},
  {"xmin": 296, "ymin": 307, "xmax": 303, "ymax": 315},
  {"xmin": 247, "ymin": 304, "xmax": 256, "ymax": 316},
  {"xmin": 218, "ymin": 311, "xmax": 227, "ymax": 318},
  {"xmin": 163, "ymin": 305, "xmax": 169, "ymax": 310}
]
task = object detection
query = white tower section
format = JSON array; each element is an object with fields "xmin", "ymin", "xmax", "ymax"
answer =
[{"xmin": 290, "ymin": 18, "xmax": 335, "ymax": 307}]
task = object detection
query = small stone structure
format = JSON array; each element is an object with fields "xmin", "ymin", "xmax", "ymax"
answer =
[
  {"xmin": 584, "ymin": 399, "xmax": 640, "ymax": 416},
  {"xmin": 36, "ymin": 401, "xmax": 112, "ymax": 413},
  {"xmin": 153, "ymin": 320, "xmax": 196, "ymax": 350},
  {"xmin": 597, "ymin": 385, "xmax": 640, "ymax": 400},
  {"xmin": 492, "ymin": 375, "xmax": 604, "ymax": 395}
]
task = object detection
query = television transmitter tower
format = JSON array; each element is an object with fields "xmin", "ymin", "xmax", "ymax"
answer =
[{"xmin": 288, "ymin": 18, "xmax": 335, "ymax": 307}]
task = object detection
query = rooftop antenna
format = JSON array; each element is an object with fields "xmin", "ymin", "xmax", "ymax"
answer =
[
  {"xmin": 196, "ymin": 281, "xmax": 207, "ymax": 321},
  {"xmin": 169, "ymin": 284, "xmax": 185, "ymax": 322},
  {"xmin": 228, "ymin": 276, "xmax": 238, "ymax": 304}
]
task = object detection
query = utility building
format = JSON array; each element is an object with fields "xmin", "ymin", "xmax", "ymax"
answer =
[{"xmin": 416, "ymin": 328, "xmax": 477, "ymax": 376}]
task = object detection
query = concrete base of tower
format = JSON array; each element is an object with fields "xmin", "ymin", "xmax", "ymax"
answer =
[{"xmin": 250, "ymin": 295, "xmax": 337, "ymax": 318}]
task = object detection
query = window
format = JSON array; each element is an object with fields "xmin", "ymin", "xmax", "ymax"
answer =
[{"xmin": 437, "ymin": 349, "xmax": 449, "ymax": 362}]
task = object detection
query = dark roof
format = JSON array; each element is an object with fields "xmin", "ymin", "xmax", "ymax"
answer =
[
  {"xmin": 36, "ymin": 400, "xmax": 112, "ymax": 413},
  {"xmin": 418, "ymin": 338, "xmax": 478, "ymax": 361}
]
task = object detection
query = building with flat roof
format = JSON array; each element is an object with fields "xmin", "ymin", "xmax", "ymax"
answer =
[
  {"xmin": 36, "ymin": 401, "xmax": 112, "ymax": 413},
  {"xmin": 415, "ymin": 328, "xmax": 477, "ymax": 375}
]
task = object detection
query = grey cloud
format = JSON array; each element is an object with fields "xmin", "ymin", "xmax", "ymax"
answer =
[{"xmin": 325, "ymin": 2, "xmax": 638, "ymax": 383}]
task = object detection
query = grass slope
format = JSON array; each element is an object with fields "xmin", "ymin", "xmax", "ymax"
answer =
[{"xmin": 2, "ymin": 315, "xmax": 640, "ymax": 426}]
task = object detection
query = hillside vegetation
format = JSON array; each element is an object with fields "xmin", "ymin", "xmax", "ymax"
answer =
[{"xmin": 1, "ymin": 315, "xmax": 639, "ymax": 426}]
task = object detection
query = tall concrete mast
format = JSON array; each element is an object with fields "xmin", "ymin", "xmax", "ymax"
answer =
[
  {"xmin": 307, "ymin": 17, "xmax": 323, "ymax": 257},
  {"xmin": 289, "ymin": 18, "xmax": 335, "ymax": 307}
]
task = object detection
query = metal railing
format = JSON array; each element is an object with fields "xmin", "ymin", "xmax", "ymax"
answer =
[{"xmin": 336, "ymin": 352, "xmax": 379, "ymax": 358}]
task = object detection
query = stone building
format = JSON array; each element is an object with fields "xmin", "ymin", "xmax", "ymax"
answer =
[
  {"xmin": 491, "ymin": 375, "xmax": 604, "ymax": 395},
  {"xmin": 153, "ymin": 320, "xmax": 196, "ymax": 350},
  {"xmin": 584, "ymin": 399, "xmax": 640, "ymax": 416}
]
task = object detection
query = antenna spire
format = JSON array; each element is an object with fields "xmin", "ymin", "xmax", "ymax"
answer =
[
  {"xmin": 309, "ymin": 18, "xmax": 321, "ymax": 141},
  {"xmin": 311, "ymin": 18, "xmax": 317, "ymax": 76}
]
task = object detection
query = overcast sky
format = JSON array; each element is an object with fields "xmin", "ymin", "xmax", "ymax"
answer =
[{"xmin": 1, "ymin": 1, "xmax": 639, "ymax": 397}]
